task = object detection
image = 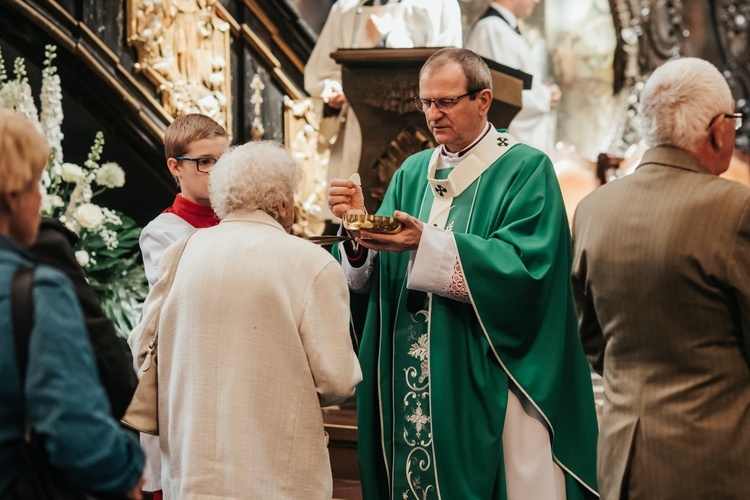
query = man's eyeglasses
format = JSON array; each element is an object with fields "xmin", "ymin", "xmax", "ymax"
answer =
[
  {"xmin": 175, "ymin": 156, "xmax": 218, "ymax": 173},
  {"xmin": 708, "ymin": 112, "xmax": 743, "ymax": 131},
  {"xmin": 413, "ymin": 89, "xmax": 483, "ymax": 113}
]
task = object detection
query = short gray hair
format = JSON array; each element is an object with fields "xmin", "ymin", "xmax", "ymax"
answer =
[
  {"xmin": 209, "ymin": 140, "xmax": 302, "ymax": 219},
  {"xmin": 420, "ymin": 48, "xmax": 492, "ymax": 93},
  {"xmin": 639, "ymin": 57, "xmax": 732, "ymax": 152}
]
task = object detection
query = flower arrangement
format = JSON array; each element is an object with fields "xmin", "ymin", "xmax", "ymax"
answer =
[{"xmin": 0, "ymin": 44, "xmax": 148, "ymax": 337}]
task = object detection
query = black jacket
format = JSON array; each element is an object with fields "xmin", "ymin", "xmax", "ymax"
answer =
[{"xmin": 30, "ymin": 217, "xmax": 137, "ymax": 420}]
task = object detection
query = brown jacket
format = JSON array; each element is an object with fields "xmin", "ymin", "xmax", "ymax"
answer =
[{"xmin": 572, "ymin": 146, "xmax": 750, "ymax": 499}]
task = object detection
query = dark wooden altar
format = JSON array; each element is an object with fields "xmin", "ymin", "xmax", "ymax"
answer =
[{"xmin": 332, "ymin": 48, "xmax": 531, "ymax": 214}]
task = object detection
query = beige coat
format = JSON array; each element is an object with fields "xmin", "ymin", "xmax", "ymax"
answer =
[
  {"xmin": 572, "ymin": 146, "xmax": 750, "ymax": 499},
  {"xmin": 131, "ymin": 209, "xmax": 362, "ymax": 499}
]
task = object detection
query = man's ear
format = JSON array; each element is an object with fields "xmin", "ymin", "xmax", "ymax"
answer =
[
  {"xmin": 167, "ymin": 157, "xmax": 181, "ymax": 177},
  {"xmin": 707, "ymin": 115, "xmax": 728, "ymax": 152},
  {"xmin": 478, "ymin": 88, "xmax": 493, "ymax": 113}
]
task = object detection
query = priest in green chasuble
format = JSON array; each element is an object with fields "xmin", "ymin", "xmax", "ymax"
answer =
[{"xmin": 327, "ymin": 48, "xmax": 598, "ymax": 499}]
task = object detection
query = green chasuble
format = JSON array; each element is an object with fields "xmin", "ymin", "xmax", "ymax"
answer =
[{"xmin": 349, "ymin": 133, "xmax": 599, "ymax": 499}]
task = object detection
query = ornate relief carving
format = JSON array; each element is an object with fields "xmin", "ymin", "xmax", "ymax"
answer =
[
  {"xmin": 713, "ymin": 0, "xmax": 749, "ymax": 151},
  {"xmin": 362, "ymin": 74, "xmax": 419, "ymax": 115},
  {"xmin": 249, "ymin": 74, "xmax": 265, "ymax": 140},
  {"xmin": 371, "ymin": 126, "xmax": 436, "ymax": 202},
  {"xmin": 608, "ymin": 0, "xmax": 748, "ymax": 153},
  {"xmin": 126, "ymin": 0, "xmax": 232, "ymax": 132},
  {"xmin": 605, "ymin": 0, "xmax": 686, "ymax": 156}
]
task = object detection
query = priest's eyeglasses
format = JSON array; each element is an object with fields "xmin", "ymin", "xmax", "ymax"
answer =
[
  {"xmin": 413, "ymin": 90, "xmax": 482, "ymax": 113},
  {"xmin": 707, "ymin": 112, "xmax": 743, "ymax": 131},
  {"xmin": 175, "ymin": 156, "xmax": 218, "ymax": 173}
]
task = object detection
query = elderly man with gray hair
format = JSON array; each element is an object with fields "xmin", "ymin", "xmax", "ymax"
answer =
[
  {"xmin": 130, "ymin": 140, "xmax": 362, "ymax": 499},
  {"xmin": 572, "ymin": 57, "xmax": 750, "ymax": 498}
]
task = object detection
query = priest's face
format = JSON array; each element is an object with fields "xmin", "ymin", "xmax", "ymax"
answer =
[{"xmin": 418, "ymin": 61, "xmax": 491, "ymax": 153}]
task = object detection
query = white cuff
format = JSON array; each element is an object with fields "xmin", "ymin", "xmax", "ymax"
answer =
[
  {"xmin": 407, "ymin": 224, "xmax": 454, "ymax": 293},
  {"xmin": 340, "ymin": 242, "xmax": 377, "ymax": 292}
]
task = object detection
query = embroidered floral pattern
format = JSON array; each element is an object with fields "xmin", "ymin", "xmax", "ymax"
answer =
[
  {"xmin": 404, "ymin": 448, "xmax": 435, "ymax": 500},
  {"xmin": 408, "ymin": 334, "xmax": 429, "ymax": 383},
  {"xmin": 397, "ymin": 322, "xmax": 436, "ymax": 498},
  {"xmin": 406, "ymin": 400, "xmax": 430, "ymax": 437}
]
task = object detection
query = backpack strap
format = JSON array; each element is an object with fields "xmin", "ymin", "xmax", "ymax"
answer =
[{"xmin": 11, "ymin": 266, "xmax": 35, "ymax": 387}]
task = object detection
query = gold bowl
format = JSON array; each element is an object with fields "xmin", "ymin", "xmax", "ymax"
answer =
[{"xmin": 343, "ymin": 213, "xmax": 402, "ymax": 233}]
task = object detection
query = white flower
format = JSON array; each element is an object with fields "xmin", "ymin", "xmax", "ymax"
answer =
[
  {"xmin": 61, "ymin": 163, "xmax": 85, "ymax": 183},
  {"xmin": 101, "ymin": 228, "xmax": 119, "ymax": 250},
  {"xmin": 102, "ymin": 207, "xmax": 122, "ymax": 226},
  {"xmin": 41, "ymin": 194, "xmax": 64, "ymax": 214},
  {"xmin": 75, "ymin": 203, "xmax": 104, "ymax": 229},
  {"xmin": 95, "ymin": 162, "xmax": 126, "ymax": 188},
  {"xmin": 75, "ymin": 250, "xmax": 90, "ymax": 267},
  {"xmin": 40, "ymin": 45, "xmax": 64, "ymax": 165}
]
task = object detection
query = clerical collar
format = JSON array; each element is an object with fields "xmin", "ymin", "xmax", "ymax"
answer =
[
  {"xmin": 162, "ymin": 194, "xmax": 219, "ymax": 228},
  {"xmin": 487, "ymin": 3, "xmax": 520, "ymax": 33},
  {"xmin": 440, "ymin": 122, "xmax": 492, "ymax": 166}
]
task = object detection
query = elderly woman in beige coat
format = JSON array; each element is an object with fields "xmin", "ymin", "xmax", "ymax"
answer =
[{"xmin": 130, "ymin": 140, "xmax": 362, "ymax": 499}]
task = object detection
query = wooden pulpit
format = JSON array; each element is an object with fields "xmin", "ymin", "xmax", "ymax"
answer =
[{"xmin": 332, "ymin": 48, "xmax": 531, "ymax": 214}]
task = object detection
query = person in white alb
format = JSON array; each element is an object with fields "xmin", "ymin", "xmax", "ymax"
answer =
[
  {"xmin": 135, "ymin": 113, "xmax": 229, "ymax": 500},
  {"xmin": 304, "ymin": 0, "xmax": 462, "ymax": 218},
  {"xmin": 466, "ymin": 0, "xmax": 561, "ymax": 156}
]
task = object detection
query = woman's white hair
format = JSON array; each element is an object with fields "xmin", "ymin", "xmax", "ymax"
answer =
[
  {"xmin": 639, "ymin": 57, "xmax": 733, "ymax": 152},
  {"xmin": 209, "ymin": 140, "xmax": 302, "ymax": 219}
]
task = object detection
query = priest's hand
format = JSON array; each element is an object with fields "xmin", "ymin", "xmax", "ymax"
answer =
[
  {"xmin": 327, "ymin": 178, "xmax": 365, "ymax": 219},
  {"xmin": 356, "ymin": 211, "xmax": 422, "ymax": 252}
]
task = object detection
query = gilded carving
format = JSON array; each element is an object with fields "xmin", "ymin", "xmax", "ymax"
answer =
[
  {"xmin": 284, "ymin": 97, "xmax": 333, "ymax": 237},
  {"xmin": 127, "ymin": 0, "xmax": 232, "ymax": 132},
  {"xmin": 249, "ymin": 74, "xmax": 265, "ymax": 140}
]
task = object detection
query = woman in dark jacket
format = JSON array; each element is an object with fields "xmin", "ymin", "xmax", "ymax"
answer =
[{"xmin": 0, "ymin": 108, "xmax": 144, "ymax": 498}]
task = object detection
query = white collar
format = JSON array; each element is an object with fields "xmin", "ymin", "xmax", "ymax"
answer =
[
  {"xmin": 490, "ymin": 2, "xmax": 519, "ymax": 29},
  {"xmin": 426, "ymin": 128, "xmax": 518, "ymax": 228},
  {"xmin": 440, "ymin": 122, "xmax": 493, "ymax": 168}
]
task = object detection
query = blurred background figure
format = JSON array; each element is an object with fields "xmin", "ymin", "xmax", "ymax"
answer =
[
  {"xmin": 0, "ymin": 108, "xmax": 145, "ymax": 498},
  {"xmin": 304, "ymin": 0, "xmax": 462, "ymax": 220},
  {"xmin": 572, "ymin": 58, "xmax": 750, "ymax": 499},
  {"xmin": 466, "ymin": 0, "xmax": 561, "ymax": 157},
  {"xmin": 130, "ymin": 140, "xmax": 361, "ymax": 499}
]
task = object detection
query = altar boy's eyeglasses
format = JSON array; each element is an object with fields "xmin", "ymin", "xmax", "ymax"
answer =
[{"xmin": 175, "ymin": 156, "xmax": 218, "ymax": 173}]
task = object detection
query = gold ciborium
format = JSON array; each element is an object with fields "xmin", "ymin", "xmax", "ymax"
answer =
[{"xmin": 343, "ymin": 213, "xmax": 402, "ymax": 233}]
